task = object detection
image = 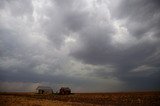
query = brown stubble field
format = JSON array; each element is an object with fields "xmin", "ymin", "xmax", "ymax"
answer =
[{"xmin": 0, "ymin": 91, "xmax": 160, "ymax": 106}]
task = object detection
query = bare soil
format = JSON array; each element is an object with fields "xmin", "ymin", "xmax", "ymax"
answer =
[{"xmin": 0, "ymin": 91, "xmax": 160, "ymax": 106}]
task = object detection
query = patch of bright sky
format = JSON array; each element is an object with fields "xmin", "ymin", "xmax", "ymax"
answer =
[{"xmin": 111, "ymin": 20, "xmax": 137, "ymax": 48}]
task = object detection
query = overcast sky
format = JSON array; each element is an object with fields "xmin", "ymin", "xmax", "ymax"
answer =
[{"xmin": 0, "ymin": 0, "xmax": 160, "ymax": 92}]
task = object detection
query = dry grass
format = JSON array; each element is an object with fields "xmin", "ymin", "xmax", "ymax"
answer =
[
  {"xmin": 0, "ymin": 95, "xmax": 72, "ymax": 106},
  {"xmin": 0, "ymin": 91, "xmax": 160, "ymax": 106},
  {"xmin": 0, "ymin": 94, "xmax": 95, "ymax": 106}
]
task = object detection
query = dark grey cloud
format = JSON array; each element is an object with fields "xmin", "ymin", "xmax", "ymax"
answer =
[
  {"xmin": 70, "ymin": 0, "xmax": 160, "ymax": 90},
  {"xmin": 64, "ymin": 11, "xmax": 89, "ymax": 32},
  {"xmin": 115, "ymin": 0, "xmax": 160, "ymax": 20},
  {"xmin": 71, "ymin": 27, "xmax": 114, "ymax": 65},
  {"xmin": 0, "ymin": 0, "xmax": 160, "ymax": 92},
  {"xmin": 112, "ymin": 0, "xmax": 160, "ymax": 89},
  {"xmin": 0, "ymin": 68, "xmax": 84, "ymax": 85},
  {"xmin": 35, "ymin": 0, "xmax": 89, "ymax": 48},
  {"xmin": 114, "ymin": 0, "xmax": 160, "ymax": 39}
]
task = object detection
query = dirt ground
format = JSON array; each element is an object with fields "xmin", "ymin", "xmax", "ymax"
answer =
[{"xmin": 0, "ymin": 92, "xmax": 160, "ymax": 106}]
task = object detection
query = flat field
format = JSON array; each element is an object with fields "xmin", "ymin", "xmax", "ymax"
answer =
[{"xmin": 0, "ymin": 91, "xmax": 160, "ymax": 106}]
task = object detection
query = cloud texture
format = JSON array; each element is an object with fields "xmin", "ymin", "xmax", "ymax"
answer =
[{"xmin": 0, "ymin": 0, "xmax": 160, "ymax": 92}]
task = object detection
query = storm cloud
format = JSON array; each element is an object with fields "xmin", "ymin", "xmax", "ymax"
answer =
[{"xmin": 0, "ymin": 0, "xmax": 160, "ymax": 92}]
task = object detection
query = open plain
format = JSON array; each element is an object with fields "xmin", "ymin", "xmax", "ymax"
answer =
[{"xmin": 0, "ymin": 91, "xmax": 160, "ymax": 106}]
